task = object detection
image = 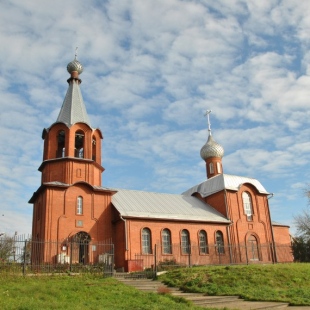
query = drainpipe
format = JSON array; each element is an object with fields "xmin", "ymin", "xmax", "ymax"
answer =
[
  {"xmin": 224, "ymin": 189, "xmax": 234, "ymax": 263},
  {"xmin": 226, "ymin": 221, "xmax": 234, "ymax": 264},
  {"xmin": 267, "ymin": 193, "xmax": 277, "ymax": 263},
  {"xmin": 120, "ymin": 215, "xmax": 128, "ymax": 251}
]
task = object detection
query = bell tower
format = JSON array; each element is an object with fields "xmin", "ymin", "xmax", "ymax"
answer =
[
  {"xmin": 29, "ymin": 54, "xmax": 115, "ymax": 263},
  {"xmin": 40, "ymin": 55, "xmax": 104, "ymax": 186}
]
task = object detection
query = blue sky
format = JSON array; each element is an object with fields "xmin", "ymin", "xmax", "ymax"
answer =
[{"xmin": 1, "ymin": 0, "xmax": 310, "ymax": 236}]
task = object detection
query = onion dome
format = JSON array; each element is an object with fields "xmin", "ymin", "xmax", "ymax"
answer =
[
  {"xmin": 67, "ymin": 59, "xmax": 83, "ymax": 75},
  {"xmin": 200, "ymin": 133, "xmax": 224, "ymax": 160}
]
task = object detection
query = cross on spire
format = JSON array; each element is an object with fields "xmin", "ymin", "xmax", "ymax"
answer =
[
  {"xmin": 204, "ymin": 110, "xmax": 212, "ymax": 136},
  {"xmin": 75, "ymin": 47, "xmax": 78, "ymax": 60}
]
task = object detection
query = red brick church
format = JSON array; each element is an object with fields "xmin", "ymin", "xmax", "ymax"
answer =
[{"xmin": 29, "ymin": 57, "xmax": 292, "ymax": 271}]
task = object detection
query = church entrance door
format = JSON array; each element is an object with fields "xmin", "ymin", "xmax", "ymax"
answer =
[
  {"xmin": 247, "ymin": 235, "xmax": 259, "ymax": 261},
  {"xmin": 73, "ymin": 231, "xmax": 91, "ymax": 264}
]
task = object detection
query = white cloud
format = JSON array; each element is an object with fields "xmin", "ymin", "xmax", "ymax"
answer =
[{"xmin": 1, "ymin": 0, "xmax": 310, "ymax": 236}]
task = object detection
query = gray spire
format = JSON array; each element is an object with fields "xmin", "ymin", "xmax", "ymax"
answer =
[{"xmin": 56, "ymin": 57, "xmax": 91, "ymax": 128}]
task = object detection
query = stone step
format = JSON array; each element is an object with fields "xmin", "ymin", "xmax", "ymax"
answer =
[
  {"xmin": 186, "ymin": 296, "xmax": 240, "ymax": 304},
  {"xmin": 202, "ymin": 300, "xmax": 289, "ymax": 309},
  {"xmin": 116, "ymin": 278, "xmax": 292, "ymax": 309}
]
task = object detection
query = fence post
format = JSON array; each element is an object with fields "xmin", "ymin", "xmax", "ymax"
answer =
[
  {"xmin": 245, "ymin": 243, "xmax": 249, "ymax": 265},
  {"xmin": 188, "ymin": 243, "xmax": 191, "ymax": 267},
  {"xmin": 111, "ymin": 243, "xmax": 115, "ymax": 277},
  {"xmin": 69, "ymin": 240, "xmax": 73, "ymax": 272},
  {"xmin": 154, "ymin": 244, "xmax": 157, "ymax": 279},
  {"xmin": 23, "ymin": 239, "xmax": 27, "ymax": 276}
]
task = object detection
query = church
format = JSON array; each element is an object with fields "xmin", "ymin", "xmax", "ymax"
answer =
[{"xmin": 29, "ymin": 56, "xmax": 292, "ymax": 272}]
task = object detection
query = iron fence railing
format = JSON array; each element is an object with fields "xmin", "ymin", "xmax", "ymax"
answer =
[
  {"xmin": 0, "ymin": 235, "xmax": 293, "ymax": 275},
  {"xmin": 0, "ymin": 235, "xmax": 114, "ymax": 276},
  {"xmin": 135, "ymin": 242, "xmax": 293, "ymax": 272}
]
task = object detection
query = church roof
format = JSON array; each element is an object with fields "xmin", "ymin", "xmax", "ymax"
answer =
[
  {"xmin": 56, "ymin": 57, "xmax": 91, "ymax": 128},
  {"xmin": 56, "ymin": 79, "xmax": 91, "ymax": 127},
  {"xmin": 182, "ymin": 173, "xmax": 269, "ymax": 197},
  {"xmin": 272, "ymin": 221, "xmax": 290, "ymax": 228},
  {"xmin": 111, "ymin": 189, "xmax": 230, "ymax": 223},
  {"xmin": 200, "ymin": 133, "xmax": 224, "ymax": 160}
]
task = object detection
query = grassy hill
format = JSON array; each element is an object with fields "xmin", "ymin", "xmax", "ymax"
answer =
[
  {"xmin": 0, "ymin": 274, "xmax": 203, "ymax": 310},
  {"xmin": 0, "ymin": 263, "xmax": 309, "ymax": 309},
  {"xmin": 159, "ymin": 263, "xmax": 310, "ymax": 306}
]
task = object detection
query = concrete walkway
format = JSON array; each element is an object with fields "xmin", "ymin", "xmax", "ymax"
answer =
[{"xmin": 117, "ymin": 278, "xmax": 310, "ymax": 310}]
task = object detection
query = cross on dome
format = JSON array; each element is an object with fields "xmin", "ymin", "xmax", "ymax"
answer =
[
  {"xmin": 204, "ymin": 109, "xmax": 212, "ymax": 136},
  {"xmin": 67, "ymin": 48, "xmax": 83, "ymax": 75}
]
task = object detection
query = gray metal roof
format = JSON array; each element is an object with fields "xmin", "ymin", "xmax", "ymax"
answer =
[
  {"xmin": 182, "ymin": 174, "xmax": 269, "ymax": 197},
  {"xmin": 111, "ymin": 189, "xmax": 230, "ymax": 223},
  {"xmin": 43, "ymin": 181, "xmax": 114, "ymax": 192},
  {"xmin": 272, "ymin": 221, "xmax": 290, "ymax": 228},
  {"xmin": 56, "ymin": 80, "xmax": 91, "ymax": 128}
]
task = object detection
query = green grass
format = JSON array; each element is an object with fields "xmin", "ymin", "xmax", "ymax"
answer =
[
  {"xmin": 1, "ymin": 264, "xmax": 309, "ymax": 309},
  {"xmin": 0, "ymin": 274, "xmax": 206, "ymax": 310},
  {"xmin": 159, "ymin": 263, "xmax": 310, "ymax": 306}
]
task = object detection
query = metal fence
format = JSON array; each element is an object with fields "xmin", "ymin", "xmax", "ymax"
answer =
[
  {"xmin": 0, "ymin": 235, "xmax": 114, "ymax": 276},
  {"xmin": 135, "ymin": 242, "xmax": 293, "ymax": 272},
  {"xmin": 0, "ymin": 235, "xmax": 293, "ymax": 275}
]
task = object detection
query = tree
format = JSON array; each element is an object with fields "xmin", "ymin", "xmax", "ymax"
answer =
[
  {"xmin": 0, "ymin": 235, "xmax": 14, "ymax": 262},
  {"xmin": 292, "ymin": 188, "xmax": 310, "ymax": 262},
  {"xmin": 292, "ymin": 236, "xmax": 310, "ymax": 262},
  {"xmin": 294, "ymin": 209, "xmax": 310, "ymax": 240}
]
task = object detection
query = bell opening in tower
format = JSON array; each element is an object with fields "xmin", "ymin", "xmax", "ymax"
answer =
[
  {"xmin": 92, "ymin": 137, "xmax": 96, "ymax": 161},
  {"xmin": 56, "ymin": 130, "xmax": 66, "ymax": 158},
  {"xmin": 75, "ymin": 130, "xmax": 84, "ymax": 158}
]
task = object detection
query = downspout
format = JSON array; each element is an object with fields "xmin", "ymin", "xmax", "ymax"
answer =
[
  {"xmin": 224, "ymin": 189, "xmax": 233, "ymax": 264},
  {"xmin": 267, "ymin": 193, "xmax": 277, "ymax": 263},
  {"xmin": 120, "ymin": 215, "xmax": 128, "ymax": 251},
  {"xmin": 226, "ymin": 221, "xmax": 234, "ymax": 264}
]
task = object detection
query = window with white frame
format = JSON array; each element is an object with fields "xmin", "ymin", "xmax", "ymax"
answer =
[
  {"xmin": 242, "ymin": 192, "xmax": 253, "ymax": 221},
  {"xmin": 217, "ymin": 162, "xmax": 222, "ymax": 173},
  {"xmin": 77, "ymin": 196, "xmax": 83, "ymax": 215},
  {"xmin": 199, "ymin": 230, "xmax": 208, "ymax": 254},
  {"xmin": 142, "ymin": 228, "xmax": 152, "ymax": 254},
  {"xmin": 209, "ymin": 162, "xmax": 214, "ymax": 174},
  {"xmin": 162, "ymin": 229, "xmax": 172, "ymax": 254},
  {"xmin": 216, "ymin": 230, "xmax": 224, "ymax": 254},
  {"xmin": 181, "ymin": 229, "xmax": 190, "ymax": 254}
]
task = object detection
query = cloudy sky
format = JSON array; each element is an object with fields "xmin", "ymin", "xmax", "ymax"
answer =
[{"xmin": 1, "ymin": 0, "xmax": 310, "ymax": 236}]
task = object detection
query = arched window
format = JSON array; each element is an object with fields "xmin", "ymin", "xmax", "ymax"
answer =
[
  {"xmin": 217, "ymin": 162, "xmax": 222, "ymax": 173},
  {"xmin": 209, "ymin": 163, "xmax": 214, "ymax": 174},
  {"xmin": 199, "ymin": 230, "xmax": 208, "ymax": 254},
  {"xmin": 181, "ymin": 229, "xmax": 190, "ymax": 254},
  {"xmin": 142, "ymin": 228, "xmax": 152, "ymax": 254},
  {"xmin": 162, "ymin": 229, "xmax": 172, "ymax": 254},
  {"xmin": 77, "ymin": 196, "xmax": 83, "ymax": 215},
  {"xmin": 57, "ymin": 130, "xmax": 65, "ymax": 158},
  {"xmin": 75, "ymin": 130, "xmax": 84, "ymax": 158},
  {"xmin": 242, "ymin": 192, "xmax": 253, "ymax": 221},
  {"xmin": 247, "ymin": 235, "xmax": 259, "ymax": 261},
  {"xmin": 216, "ymin": 231, "xmax": 224, "ymax": 254}
]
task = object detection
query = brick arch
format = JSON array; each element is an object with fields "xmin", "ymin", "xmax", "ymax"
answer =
[
  {"xmin": 245, "ymin": 232, "xmax": 261, "ymax": 261},
  {"xmin": 42, "ymin": 123, "xmax": 70, "ymax": 160}
]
